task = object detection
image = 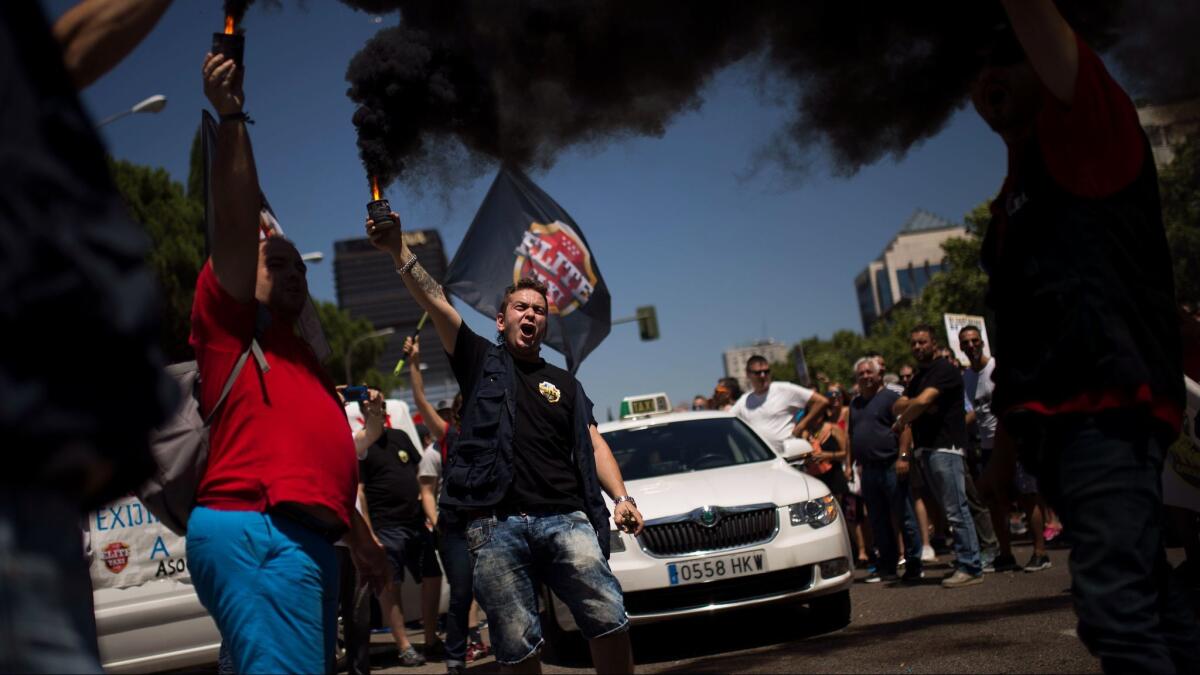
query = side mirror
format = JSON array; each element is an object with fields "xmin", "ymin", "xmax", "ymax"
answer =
[{"xmin": 780, "ymin": 438, "xmax": 814, "ymax": 463}]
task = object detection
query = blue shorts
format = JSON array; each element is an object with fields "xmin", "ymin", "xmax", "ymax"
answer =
[
  {"xmin": 375, "ymin": 525, "xmax": 443, "ymax": 584},
  {"xmin": 466, "ymin": 511, "xmax": 628, "ymax": 664},
  {"xmin": 187, "ymin": 507, "xmax": 338, "ymax": 674}
]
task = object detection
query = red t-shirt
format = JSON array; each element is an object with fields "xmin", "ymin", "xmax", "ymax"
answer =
[
  {"xmin": 189, "ymin": 262, "xmax": 358, "ymax": 527},
  {"xmin": 989, "ymin": 35, "xmax": 1179, "ymax": 430}
]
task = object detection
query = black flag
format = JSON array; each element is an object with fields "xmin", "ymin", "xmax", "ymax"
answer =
[{"xmin": 445, "ymin": 166, "xmax": 611, "ymax": 373}]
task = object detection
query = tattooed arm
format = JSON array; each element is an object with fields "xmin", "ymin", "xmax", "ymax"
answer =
[{"xmin": 366, "ymin": 211, "xmax": 462, "ymax": 355}]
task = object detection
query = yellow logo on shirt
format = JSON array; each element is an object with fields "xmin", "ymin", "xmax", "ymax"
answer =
[
  {"xmin": 397, "ymin": 450, "xmax": 410, "ymax": 463},
  {"xmin": 539, "ymin": 381, "xmax": 561, "ymax": 404}
]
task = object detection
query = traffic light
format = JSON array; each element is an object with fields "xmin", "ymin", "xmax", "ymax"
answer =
[{"xmin": 636, "ymin": 305, "xmax": 659, "ymax": 341}]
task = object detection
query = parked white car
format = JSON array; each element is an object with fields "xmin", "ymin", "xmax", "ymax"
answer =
[{"xmin": 542, "ymin": 410, "xmax": 853, "ymax": 649}]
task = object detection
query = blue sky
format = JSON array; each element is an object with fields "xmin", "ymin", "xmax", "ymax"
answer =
[{"xmin": 48, "ymin": 0, "xmax": 1009, "ymax": 415}]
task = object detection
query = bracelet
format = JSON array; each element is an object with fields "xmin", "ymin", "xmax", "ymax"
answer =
[
  {"xmin": 613, "ymin": 495, "xmax": 637, "ymax": 507},
  {"xmin": 219, "ymin": 111, "xmax": 254, "ymax": 124},
  {"xmin": 396, "ymin": 254, "xmax": 418, "ymax": 276}
]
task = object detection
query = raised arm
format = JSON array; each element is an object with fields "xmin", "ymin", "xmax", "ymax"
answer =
[
  {"xmin": 53, "ymin": 0, "xmax": 172, "ymax": 89},
  {"xmin": 202, "ymin": 53, "xmax": 260, "ymax": 301},
  {"xmin": 367, "ymin": 214, "xmax": 461, "ymax": 355},
  {"xmin": 1000, "ymin": 0, "xmax": 1079, "ymax": 104},
  {"xmin": 404, "ymin": 337, "xmax": 448, "ymax": 441},
  {"xmin": 351, "ymin": 388, "xmax": 386, "ymax": 459}
]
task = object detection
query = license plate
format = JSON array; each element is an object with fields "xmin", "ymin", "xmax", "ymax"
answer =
[{"xmin": 667, "ymin": 549, "xmax": 767, "ymax": 586}]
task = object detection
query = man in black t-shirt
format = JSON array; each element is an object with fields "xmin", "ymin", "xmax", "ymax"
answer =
[
  {"xmin": 365, "ymin": 213, "xmax": 643, "ymax": 674},
  {"xmin": 360, "ymin": 426, "xmax": 444, "ymax": 667},
  {"xmin": 895, "ymin": 324, "xmax": 984, "ymax": 588}
]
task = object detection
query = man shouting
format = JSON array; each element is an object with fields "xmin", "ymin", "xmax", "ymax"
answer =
[{"xmin": 366, "ymin": 211, "xmax": 643, "ymax": 674}]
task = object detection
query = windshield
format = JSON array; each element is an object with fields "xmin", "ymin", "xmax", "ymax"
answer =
[{"xmin": 603, "ymin": 417, "xmax": 775, "ymax": 481}]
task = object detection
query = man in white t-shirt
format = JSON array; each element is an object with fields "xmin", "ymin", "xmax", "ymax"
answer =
[{"xmin": 731, "ymin": 355, "xmax": 829, "ymax": 454}]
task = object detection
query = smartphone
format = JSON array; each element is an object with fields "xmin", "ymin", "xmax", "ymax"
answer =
[{"xmin": 342, "ymin": 385, "xmax": 370, "ymax": 403}]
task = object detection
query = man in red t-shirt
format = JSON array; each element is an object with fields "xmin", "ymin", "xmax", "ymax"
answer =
[
  {"xmin": 185, "ymin": 52, "xmax": 389, "ymax": 674},
  {"xmin": 974, "ymin": 1, "xmax": 1197, "ymax": 671}
]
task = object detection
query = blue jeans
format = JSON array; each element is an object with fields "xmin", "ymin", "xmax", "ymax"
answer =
[
  {"xmin": 919, "ymin": 449, "xmax": 982, "ymax": 575},
  {"xmin": 439, "ymin": 523, "xmax": 474, "ymax": 669},
  {"xmin": 466, "ymin": 511, "xmax": 628, "ymax": 664},
  {"xmin": 1021, "ymin": 412, "xmax": 1200, "ymax": 673},
  {"xmin": 0, "ymin": 489, "xmax": 101, "ymax": 673},
  {"xmin": 861, "ymin": 459, "xmax": 923, "ymax": 576},
  {"xmin": 187, "ymin": 507, "xmax": 338, "ymax": 674}
]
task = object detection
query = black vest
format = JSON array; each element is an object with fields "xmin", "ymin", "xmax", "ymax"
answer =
[
  {"xmin": 440, "ymin": 343, "xmax": 612, "ymax": 557},
  {"xmin": 981, "ymin": 132, "xmax": 1182, "ymax": 423}
]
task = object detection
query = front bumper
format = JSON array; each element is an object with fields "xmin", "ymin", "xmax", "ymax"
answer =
[{"xmin": 550, "ymin": 504, "xmax": 853, "ymax": 630}]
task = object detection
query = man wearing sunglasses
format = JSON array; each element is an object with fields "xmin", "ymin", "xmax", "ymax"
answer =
[{"xmin": 731, "ymin": 355, "xmax": 829, "ymax": 455}]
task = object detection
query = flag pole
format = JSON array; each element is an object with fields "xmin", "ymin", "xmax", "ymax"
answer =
[{"xmin": 394, "ymin": 312, "xmax": 429, "ymax": 375}]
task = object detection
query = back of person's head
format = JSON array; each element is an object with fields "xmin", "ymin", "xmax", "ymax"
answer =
[{"xmin": 718, "ymin": 376, "xmax": 743, "ymax": 400}]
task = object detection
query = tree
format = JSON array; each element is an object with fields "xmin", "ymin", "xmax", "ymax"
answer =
[
  {"xmin": 1159, "ymin": 132, "xmax": 1200, "ymax": 304},
  {"xmin": 109, "ymin": 158, "xmax": 205, "ymax": 362},
  {"xmin": 314, "ymin": 300, "xmax": 405, "ymax": 392}
]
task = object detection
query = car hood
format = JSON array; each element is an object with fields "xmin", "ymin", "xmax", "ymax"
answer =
[{"xmin": 610, "ymin": 459, "xmax": 823, "ymax": 521}]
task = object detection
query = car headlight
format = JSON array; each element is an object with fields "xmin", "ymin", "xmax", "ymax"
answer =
[
  {"xmin": 609, "ymin": 530, "xmax": 626, "ymax": 553},
  {"xmin": 788, "ymin": 494, "xmax": 839, "ymax": 528}
]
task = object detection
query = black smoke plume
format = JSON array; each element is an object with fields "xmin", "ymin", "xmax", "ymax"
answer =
[
  {"xmin": 222, "ymin": 0, "xmax": 281, "ymax": 25},
  {"xmin": 342, "ymin": 1, "xmax": 1196, "ymax": 189}
]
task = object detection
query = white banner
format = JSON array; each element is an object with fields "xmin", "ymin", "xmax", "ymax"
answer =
[
  {"xmin": 942, "ymin": 313, "xmax": 992, "ymax": 366},
  {"xmin": 89, "ymin": 495, "xmax": 190, "ymax": 589}
]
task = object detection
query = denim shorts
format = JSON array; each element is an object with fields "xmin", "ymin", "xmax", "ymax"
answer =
[
  {"xmin": 375, "ymin": 525, "xmax": 443, "ymax": 584},
  {"xmin": 466, "ymin": 510, "xmax": 628, "ymax": 664}
]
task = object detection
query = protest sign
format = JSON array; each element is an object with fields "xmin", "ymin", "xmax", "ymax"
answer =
[
  {"xmin": 89, "ymin": 495, "xmax": 189, "ymax": 589},
  {"xmin": 943, "ymin": 313, "xmax": 991, "ymax": 366}
]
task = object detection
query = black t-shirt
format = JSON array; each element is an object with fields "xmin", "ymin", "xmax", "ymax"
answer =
[
  {"xmin": 904, "ymin": 359, "xmax": 967, "ymax": 450},
  {"xmin": 450, "ymin": 324, "xmax": 590, "ymax": 513},
  {"xmin": 359, "ymin": 429, "xmax": 425, "ymax": 529}
]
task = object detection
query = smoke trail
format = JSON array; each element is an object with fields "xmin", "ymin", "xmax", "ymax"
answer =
[{"xmin": 342, "ymin": 1, "xmax": 1197, "ymax": 189}]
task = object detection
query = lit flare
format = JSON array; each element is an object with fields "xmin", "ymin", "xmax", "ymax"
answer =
[{"xmin": 224, "ymin": 15, "xmax": 235, "ymax": 35}]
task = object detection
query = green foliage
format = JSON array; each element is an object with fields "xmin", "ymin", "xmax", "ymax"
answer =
[
  {"xmin": 313, "ymin": 300, "xmax": 404, "ymax": 392},
  {"xmin": 187, "ymin": 127, "xmax": 205, "ymax": 205},
  {"xmin": 109, "ymin": 158, "xmax": 205, "ymax": 362},
  {"xmin": 1160, "ymin": 132, "xmax": 1200, "ymax": 304}
]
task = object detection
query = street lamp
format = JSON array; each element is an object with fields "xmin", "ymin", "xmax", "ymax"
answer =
[
  {"xmin": 301, "ymin": 251, "xmax": 324, "ymax": 263},
  {"xmin": 344, "ymin": 327, "xmax": 396, "ymax": 384},
  {"xmin": 97, "ymin": 94, "xmax": 168, "ymax": 128}
]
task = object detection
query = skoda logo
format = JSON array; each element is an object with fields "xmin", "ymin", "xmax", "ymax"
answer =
[{"xmin": 697, "ymin": 506, "xmax": 720, "ymax": 528}]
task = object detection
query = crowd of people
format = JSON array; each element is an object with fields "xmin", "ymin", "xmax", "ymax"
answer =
[
  {"xmin": 695, "ymin": 327, "xmax": 1057, "ymax": 589},
  {"xmin": 3, "ymin": 0, "xmax": 1198, "ymax": 674}
]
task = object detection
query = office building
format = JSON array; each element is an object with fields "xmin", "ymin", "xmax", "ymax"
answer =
[
  {"xmin": 723, "ymin": 340, "xmax": 792, "ymax": 393},
  {"xmin": 855, "ymin": 209, "xmax": 967, "ymax": 333},
  {"xmin": 1137, "ymin": 98, "xmax": 1200, "ymax": 169}
]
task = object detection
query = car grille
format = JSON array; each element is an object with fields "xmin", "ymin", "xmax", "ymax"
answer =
[
  {"xmin": 623, "ymin": 565, "xmax": 815, "ymax": 617},
  {"xmin": 639, "ymin": 507, "xmax": 778, "ymax": 557}
]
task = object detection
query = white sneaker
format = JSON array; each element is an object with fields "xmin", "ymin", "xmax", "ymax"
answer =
[{"xmin": 921, "ymin": 545, "xmax": 936, "ymax": 563}]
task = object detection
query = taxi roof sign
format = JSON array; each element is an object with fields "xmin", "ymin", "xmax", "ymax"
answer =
[{"xmin": 619, "ymin": 393, "xmax": 671, "ymax": 420}]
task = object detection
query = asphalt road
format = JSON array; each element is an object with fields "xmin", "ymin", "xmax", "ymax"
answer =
[{"xmin": 373, "ymin": 541, "xmax": 1130, "ymax": 674}]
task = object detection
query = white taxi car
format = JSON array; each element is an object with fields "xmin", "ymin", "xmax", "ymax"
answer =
[{"xmin": 542, "ymin": 409, "xmax": 853, "ymax": 647}]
